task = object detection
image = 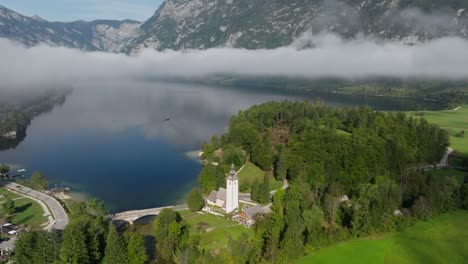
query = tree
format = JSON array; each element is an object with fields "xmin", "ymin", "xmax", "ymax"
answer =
[
  {"xmin": 0, "ymin": 164, "xmax": 9, "ymax": 176},
  {"xmin": 462, "ymin": 184, "xmax": 468, "ymax": 210},
  {"xmin": 3, "ymin": 198, "xmax": 15, "ymax": 216},
  {"xmin": 153, "ymin": 209, "xmax": 187, "ymax": 262},
  {"xmin": 228, "ymin": 233, "xmax": 262, "ymax": 264},
  {"xmin": 103, "ymin": 224, "xmax": 128, "ymax": 264},
  {"xmin": 187, "ymin": 188, "xmax": 205, "ymax": 212},
  {"xmin": 251, "ymin": 139, "xmax": 273, "ymax": 171},
  {"xmin": 59, "ymin": 220, "xmax": 92, "ymax": 264},
  {"xmin": 303, "ymin": 205, "xmax": 325, "ymax": 246},
  {"xmin": 275, "ymin": 151, "xmax": 287, "ymax": 181},
  {"xmin": 251, "ymin": 179, "xmax": 260, "ymax": 202},
  {"xmin": 198, "ymin": 165, "xmax": 225, "ymax": 194},
  {"xmin": 258, "ymin": 174, "xmax": 271, "ymax": 204},
  {"xmin": 58, "ymin": 214, "xmax": 107, "ymax": 264},
  {"xmin": 14, "ymin": 230, "xmax": 60, "ymax": 264},
  {"xmin": 251, "ymin": 174, "xmax": 270, "ymax": 204},
  {"xmin": 31, "ymin": 171, "xmax": 48, "ymax": 190},
  {"xmin": 455, "ymin": 130, "xmax": 465, "ymax": 138},
  {"xmin": 127, "ymin": 233, "xmax": 148, "ymax": 264}
]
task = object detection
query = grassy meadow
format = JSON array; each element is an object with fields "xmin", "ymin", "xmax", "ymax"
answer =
[
  {"xmin": 129, "ymin": 210, "xmax": 253, "ymax": 251},
  {"xmin": 407, "ymin": 105, "xmax": 468, "ymax": 156},
  {"xmin": 0, "ymin": 187, "xmax": 46, "ymax": 227},
  {"xmin": 179, "ymin": 210, "xmax": 253, "ymax": 250},
  {"xmin": 298, "ymin": 211, "xmax": 468, "ymax": 264},
  {"xmin": 237, "ymin": 161, "xmax": 282, "ymax": 191}
]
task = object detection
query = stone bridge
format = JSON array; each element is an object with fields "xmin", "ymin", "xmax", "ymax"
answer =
[{"xmin": 110, "ymin": 204, "xmax": 188, "ymax": 224}]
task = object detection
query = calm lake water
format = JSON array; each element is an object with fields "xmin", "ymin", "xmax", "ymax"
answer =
[{"xmin": 0, "ymin": 81, "xmax": 445, "ymax": 212}]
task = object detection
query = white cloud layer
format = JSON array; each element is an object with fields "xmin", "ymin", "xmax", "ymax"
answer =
[{"xmin": 2, "ymin": 33, "xmax": 468, "ymax": 90}]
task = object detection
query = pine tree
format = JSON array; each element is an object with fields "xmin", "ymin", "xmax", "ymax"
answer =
[
  {"xmin": 257, "ymin": 174, "xmax": 271, "ymax": 204},
  {"xmin": 59, "ymin": 221, "xmax": 91, "ymax": 264},
  {"xmin": 127, "ymin": 233, "xmax": 148, "ymax": 264},
  {"xmin": 103, "ymin": 224, "xmax": 129, "ymax": 264},
  {"xmin": 187, "ymin": 188, "xmax": 205, "ymax": 212},
  {"xmin": 275, "ymin": 150, "xmax": 287, "ymax": 181},
  {"xmin": 31, "ymin": 171, "xmax": 48, "ymax": 190},
  {"xmin": 251, "ymin": 179, "xmax": 260, "ymax": 202}
]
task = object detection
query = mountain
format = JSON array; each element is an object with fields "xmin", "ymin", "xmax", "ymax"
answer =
[
  {"xmin": 0, "ymin": 4, "xmax": 141, "ymax": 52},
  {"xmin": 125, "ymin": 0, "xmax": 468, "ymax": 53},
  {"xmin": 1, "ymin": 1, "xmax": 468, "ymax": 54}
]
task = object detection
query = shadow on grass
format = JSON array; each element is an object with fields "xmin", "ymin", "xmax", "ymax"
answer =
[{"xmin": 14, "ymin": 202, "xmax": 32, "ymax": 214}]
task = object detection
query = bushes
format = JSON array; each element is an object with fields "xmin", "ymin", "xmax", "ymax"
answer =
[{"xmin": 187, "ymin": 188, "xmax": 205, "ymax": 212}]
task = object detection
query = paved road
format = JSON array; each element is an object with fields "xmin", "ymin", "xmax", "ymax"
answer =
[
  {"xmin": 439, "ymin": 147, "xmax": 453, "ymax": 167},
  {"xmin": 2, "ymin": 181, "xmax": 69, "ymax": 230}
]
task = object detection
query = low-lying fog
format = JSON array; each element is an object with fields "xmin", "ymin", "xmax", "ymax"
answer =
[{"xmin": 1, "ymin": 32, "xmax": 468, "ymax": 93}]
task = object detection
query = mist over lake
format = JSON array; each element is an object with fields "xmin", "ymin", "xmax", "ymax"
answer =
[{"xmin": 0, "ymin": 81, "xmax": 445, "ymax": 212}]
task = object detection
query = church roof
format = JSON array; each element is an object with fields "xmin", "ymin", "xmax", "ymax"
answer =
[
  {"xmin": 207, "ymin": 190, "xmax": 218, "ymax": 202},
  {"xmin": 242, "ymin": 205, "xmax": 264, "ymax": 219},
  {"xmin": 216, "ymin": 187, "xmax": 227, "ymax": 201},
  {"xmin": 227, "ymin": 164, "xmax": 238, "ymax": 181},
  {"xmin": 207, "ymin": 187, "xmax": 228, "ymax": 203}
]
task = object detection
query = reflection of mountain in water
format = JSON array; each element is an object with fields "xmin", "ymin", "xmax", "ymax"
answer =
[{"xmin": 0, "ymin": 88, "xmax": 69, "ymax": 150}]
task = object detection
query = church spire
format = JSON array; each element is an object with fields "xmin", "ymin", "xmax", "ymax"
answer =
[{"xmin": 228, "ymin": 163, "xmax": 238, "ymax": 181}]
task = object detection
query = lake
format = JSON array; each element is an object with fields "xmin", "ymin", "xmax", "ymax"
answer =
[{"xmin": 0, "ymin": 81, "xmax": 445, "ymax": 212}]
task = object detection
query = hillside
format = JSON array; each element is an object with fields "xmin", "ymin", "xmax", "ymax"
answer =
[
  {"xmin": 0, "ymin": 5, "xmax": 141, "ymax": 52},
  {"xmin": 126, "ymin": 0, "xmax": 468, "ymax": 53},
  {"xmin": 2, "ymin": 1, "xmax": 468, "ymax": 53}
]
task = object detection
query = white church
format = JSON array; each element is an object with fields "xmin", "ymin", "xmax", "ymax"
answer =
[{"xmin": 206, "ymin": 164, "xmax": 239, "ymax": 213}]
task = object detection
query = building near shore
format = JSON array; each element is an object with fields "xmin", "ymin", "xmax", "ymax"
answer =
[{"xmin": 206, "ymin": 164, "xmax": 239, "ymax": 213}]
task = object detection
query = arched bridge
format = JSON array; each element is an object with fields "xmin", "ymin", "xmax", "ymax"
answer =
[{"xmin": 110, "ymin": 204, "xmax": 188, "ymax": 224}]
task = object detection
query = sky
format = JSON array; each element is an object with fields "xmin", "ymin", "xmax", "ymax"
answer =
[{"xmin": 0, "ymin": 0, "xmax": 163, "ymax": 21}]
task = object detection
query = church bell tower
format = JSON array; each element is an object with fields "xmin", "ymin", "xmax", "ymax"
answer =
[{"xmin": 225, "ymin": 164, "xmax": 239, "ymax": 213}]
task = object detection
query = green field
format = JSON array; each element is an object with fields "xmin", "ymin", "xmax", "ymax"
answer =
[
  {"xmin": 0, "ymin": 188, "xmax": 46, "ymax": 227},
  {"xmin": 0, "ymin": 187, "xmax": 21, "ymax": 201},
  {"xmin": 407, "ymin": 105, "xmax": 468, "ymax": 156},
  {"xmin": 237, "ymin": 161, "xmax": 282, "ymax": 191},
  {"xmin": 179, "ymin": 210, "xmax": 253, "ymax": 250},
  {"xmin": 129, "ymin": 210, "xmax": 254, "ymax": 251},
  {"xmin": 298, "ymin": 211, "xmax": 468, "ymax": 264}
]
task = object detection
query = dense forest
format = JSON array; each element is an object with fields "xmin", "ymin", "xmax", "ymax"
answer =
[
  {"xmin": 197, "ymin": 101, "xmax": 467, "ymax": 263},
  {"xmin": 11, "ymin": 101, "xmax": 468, "ymax": 264},
  {"xmin": 0, "ymin": 88, "xmax": 69, "ymax": 150}
]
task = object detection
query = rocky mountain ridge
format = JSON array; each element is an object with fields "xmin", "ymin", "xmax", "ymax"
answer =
[
  {"xmin": 0, "ymin": 4, "xmax": 141, "ymax": 52},
  {"xmin": 1, "ymin": 1, "xmax": 468, "ymax": 54}
]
